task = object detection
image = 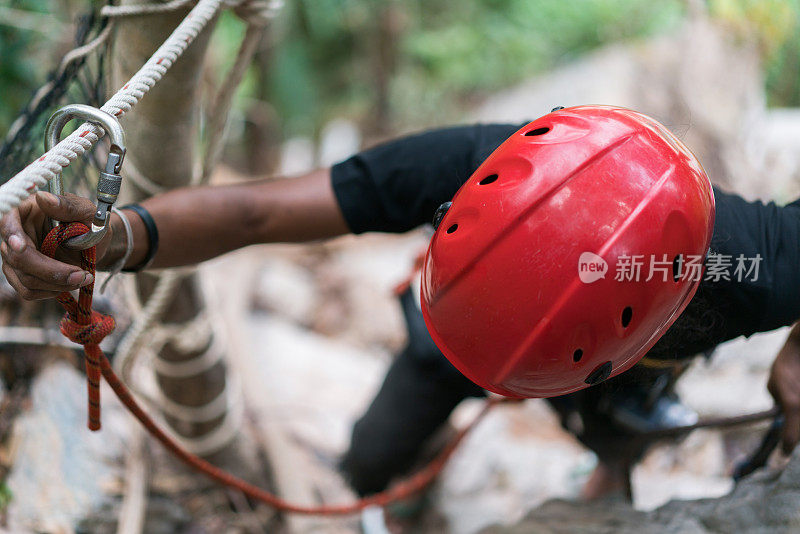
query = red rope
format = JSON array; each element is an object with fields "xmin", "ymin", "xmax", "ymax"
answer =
[
  {"xmin": 41, "ymin": 223, "xmax": 113, "ymax": 431},
  {"xmin": 41, "ymin": 222, "xmax": 498, "ymax": 516}
]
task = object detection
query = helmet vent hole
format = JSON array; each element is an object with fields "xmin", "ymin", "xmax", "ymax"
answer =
[
  {"xmin": 573, "ymin": 349, "xmax": 583, "ymax": 363},
  {"xmin": 672, "ymin": 254, "xmax": 683, "ymax": 282},
  {"xmin": 446, "ymin": 224, "xmax": 458, "ymax": 234},
  {"xmin": 621, "ymin": 306, "xmax": 633, "ymax": 328},
  {"xmin": 479, "ymin": 174, "xmax": 498, "ymax": 185},
  {"xmin": 585, "ymin": 361, "xmax": 613, "ymax": 385},
  {"xmin": 525, "ymin": 127, "xmax": 550, "ymax": 136}
]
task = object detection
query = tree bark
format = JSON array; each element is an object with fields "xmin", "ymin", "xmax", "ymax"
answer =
[{"xmin": 107, "ymin": 2, "xmax": 247, "ymax": 470}]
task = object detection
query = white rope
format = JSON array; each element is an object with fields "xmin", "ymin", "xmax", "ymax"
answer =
[
  {"xmin": 57, "ymin": 23, "xmax": 115, "ymax": 78},
  {"xmin": 0, "ymin": 0, "xmax": 224, "ymax": 218},
  {"xmin": 155, "ymin": 372, "xmax": 240, "ymax": 423},
  {"xmin": 149, "ymin": 311, "xmax": 215, "ymax": 355},
  {"xmin": 115, "ymin": 0, "xmax": 281, "ymax": 394},
  {"xmin": 35, "ymin": 0, "xmax": 281, "ymax": 450},
  {"xmin": 179, "ymin": 400, "xmax": 243, "ymax": 456},
  {"xmin": 113, "ymin": 0, "xmax": 282, "ymax": 369},
  {"xmin": 124, "ymin": 353, "xmax": 244, "ymax": 455},
  {"xmin": 228, "ymin": 0, "xmax": 283, "ymax": 26},
  {"xmin": 157, "ymin": 381, "xmax": 230, "ymax": 423},
  {"xmin": 100, "ymin": 206, "xmax": 135, "ymax": 294},
  {"xmin": 114, "ymin": 269, "xmax": 195, "ymax": 377},
  {"xmin": 102, "ymin": 0, "xmax": 281, "ymax": 23},
  {"xmin": 0, "ymin": 0, "xmax": 277, "ymax": 453},
  {"xmin": 151, "ymin": 322, "xmax": 225, "ymax": 378}
]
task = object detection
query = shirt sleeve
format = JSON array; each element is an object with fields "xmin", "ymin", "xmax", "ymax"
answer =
[
  {"xmin": 767, "ymin": 197, "xmax": 800, "ymax": 329},
  {"xmin": 330, "ymin": 123, "xmax": 523, "ymax": 234},
  {"xmin": 710, "ymin": 188, "xmax": 800, "ymax": 334}
]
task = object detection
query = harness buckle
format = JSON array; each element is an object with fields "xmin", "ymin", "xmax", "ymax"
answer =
[{"xmin": 44, "ymin": 104, "xmax": 126, "ymax": 250}]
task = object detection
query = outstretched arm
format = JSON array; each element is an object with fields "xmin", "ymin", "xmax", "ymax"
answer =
[
  {"xmin": 119, "ymin": 168, "xmax": 348, "ymax": 269},
  {"xmin": 1, "ymin": 122, "xmax": 523, "ymax": 300},
  {"xmin": 0, "ymin": 168, "xmax": 349, "ymax": 300}
]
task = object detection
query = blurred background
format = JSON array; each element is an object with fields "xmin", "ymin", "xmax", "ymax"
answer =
[
  {"xmin": 1, "ymin": 1, "xmax": 800, "ymax": 533},
  {"xmin": 3, "ymin": 0, "xmax": 800, "ymax": 181}
]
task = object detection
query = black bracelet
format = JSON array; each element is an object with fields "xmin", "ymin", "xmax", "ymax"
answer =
[{"xmin": 120, "ymin": 204, "xmax": 159, "ymax": 272}]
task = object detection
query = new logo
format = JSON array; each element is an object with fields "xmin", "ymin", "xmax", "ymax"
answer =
[{"xmin": 578, "ymin": 252, "xmax": 608, "ymax": 283}]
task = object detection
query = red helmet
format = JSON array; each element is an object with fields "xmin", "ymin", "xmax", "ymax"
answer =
[{"xmin": 420, "ymin": 105, "xmax": 715, "ymax": 398}]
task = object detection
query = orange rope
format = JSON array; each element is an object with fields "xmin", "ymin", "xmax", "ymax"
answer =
[{"xmin": 41, "ymin": 222, "xmax": 499, "ymax": 515}]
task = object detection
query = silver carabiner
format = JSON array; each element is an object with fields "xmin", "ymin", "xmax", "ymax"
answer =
[{"xmin": 44, "ymin": 104, "xmax": 126, "ymax": 250}]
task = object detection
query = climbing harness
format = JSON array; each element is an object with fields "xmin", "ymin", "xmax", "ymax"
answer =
[{"xmin": 44, "ymin": 104, "xmax": 126, "ymax": 249}]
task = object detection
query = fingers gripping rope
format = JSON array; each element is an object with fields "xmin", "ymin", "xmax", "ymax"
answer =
[{"xmin": 41, "ymin": 222, "xmax": 500, "ymax": 516}]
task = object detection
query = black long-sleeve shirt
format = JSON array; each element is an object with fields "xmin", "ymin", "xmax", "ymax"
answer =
[{"xmin": 331, "ymin": 124, "xmax": 800, "ymax": 359}]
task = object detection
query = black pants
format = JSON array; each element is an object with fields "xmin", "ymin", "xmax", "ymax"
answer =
[
  {"xmin": 340, "ymin": 290, "xmax": 678, "ymax": 497},
  {"xmin": 340, "ymin": 343, "xmax": 483, "ymax": 496},
  {"xmin": 340, "ymin": 344, "xmax": 676, "ymax": 496}
]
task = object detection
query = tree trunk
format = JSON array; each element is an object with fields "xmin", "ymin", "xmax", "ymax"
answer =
[{"xmin": 107, "ymin": 2, "xmax": 252, "ymax": 472}]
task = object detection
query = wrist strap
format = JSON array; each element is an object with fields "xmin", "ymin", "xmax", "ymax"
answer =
[
  {"xmin": 100, "ymin": 207, "xmax": 135, "ymax": 293},
  {"xmin": 120, "ymin": 203, "xmax": 159, "ymax": 272}
]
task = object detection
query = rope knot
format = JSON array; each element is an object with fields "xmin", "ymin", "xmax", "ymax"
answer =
[{"xmin": 60, "ymin": 310, "xmax": 115, "ymax": 346}]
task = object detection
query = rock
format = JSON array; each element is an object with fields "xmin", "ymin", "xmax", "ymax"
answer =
[
  {"xmin": 252, "ymin": 255, "xmax": 319, "ymax": 325},
  {"xmin": 279, "ymin": 136, "xmax": 316, "ymax": 176},
  {"xmin": 319, "ymin": 232, "xmax": 430, "ymax": 351},
  {"xmin": 744, "ymin": 108, "xmax": 800, "ymax": 203},
  {"xmin": 482, "ymin": 448, "xmax": 800, "ymax": 533},
  {"xmin": 435, "ymin": 400, "xmax": 588, "ymax": 534},
  {"xmin": 631, "ymin": 431, "xmax": 732, "ymax": 512},
  {"xmin": 243, "ymin": 312, "xmax": 388, "ymax": 454},
  {"xmin": 77, "ymin": 494, "xmax": 192, "ymax": 534},
  {"xmin": 5, "ymin": 361, "xmax": 134, "ymax": 533},
  {"xmin": 677, "ymin": 329, "xmax": 789, "ymax": 418},
  {"xmin": 319, "ymin": 118, "xmax": 362, "ymax": 167}
]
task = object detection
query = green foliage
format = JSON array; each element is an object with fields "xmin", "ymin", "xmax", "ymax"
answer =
[
  {"xmin": 708, "ymin": 0, "xmax": 800, "ymax": 107},
  {"xmin": 261, "ymin": 0, "xmax": 685, "ymax": 137},
  {"xmin": 710, "ymin": 0, "xmax": 796, "ymax": 55},
  {"xmin": 6, "ymin": 0, "xmax": 800, "ymax": 149},
  {"xmin": 0, "ymin": 482, "xmax": 11, "ymax": 511},
  {"xmin": 766, "ymin": 29, "xmax": 800, "ymax": 107},
  {"xmin": 762, "ymin": 2, "xmax": 800, "ymax": 107},
  {"xmin": 0, "ymin": 0, "xmax": 58, "ymax": 134},
  {"xmin": 264, "ymin": 0, "xmax": 375, "ymax": 135}
]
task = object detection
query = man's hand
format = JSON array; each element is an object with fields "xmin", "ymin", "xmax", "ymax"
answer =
[
  {"xmin": 0, "ymin": 192, "xmax": 101, "ymax": 300},
  {"xmin": 768, "ymin": 323, "xmax": 800, "ymax": 454}
]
